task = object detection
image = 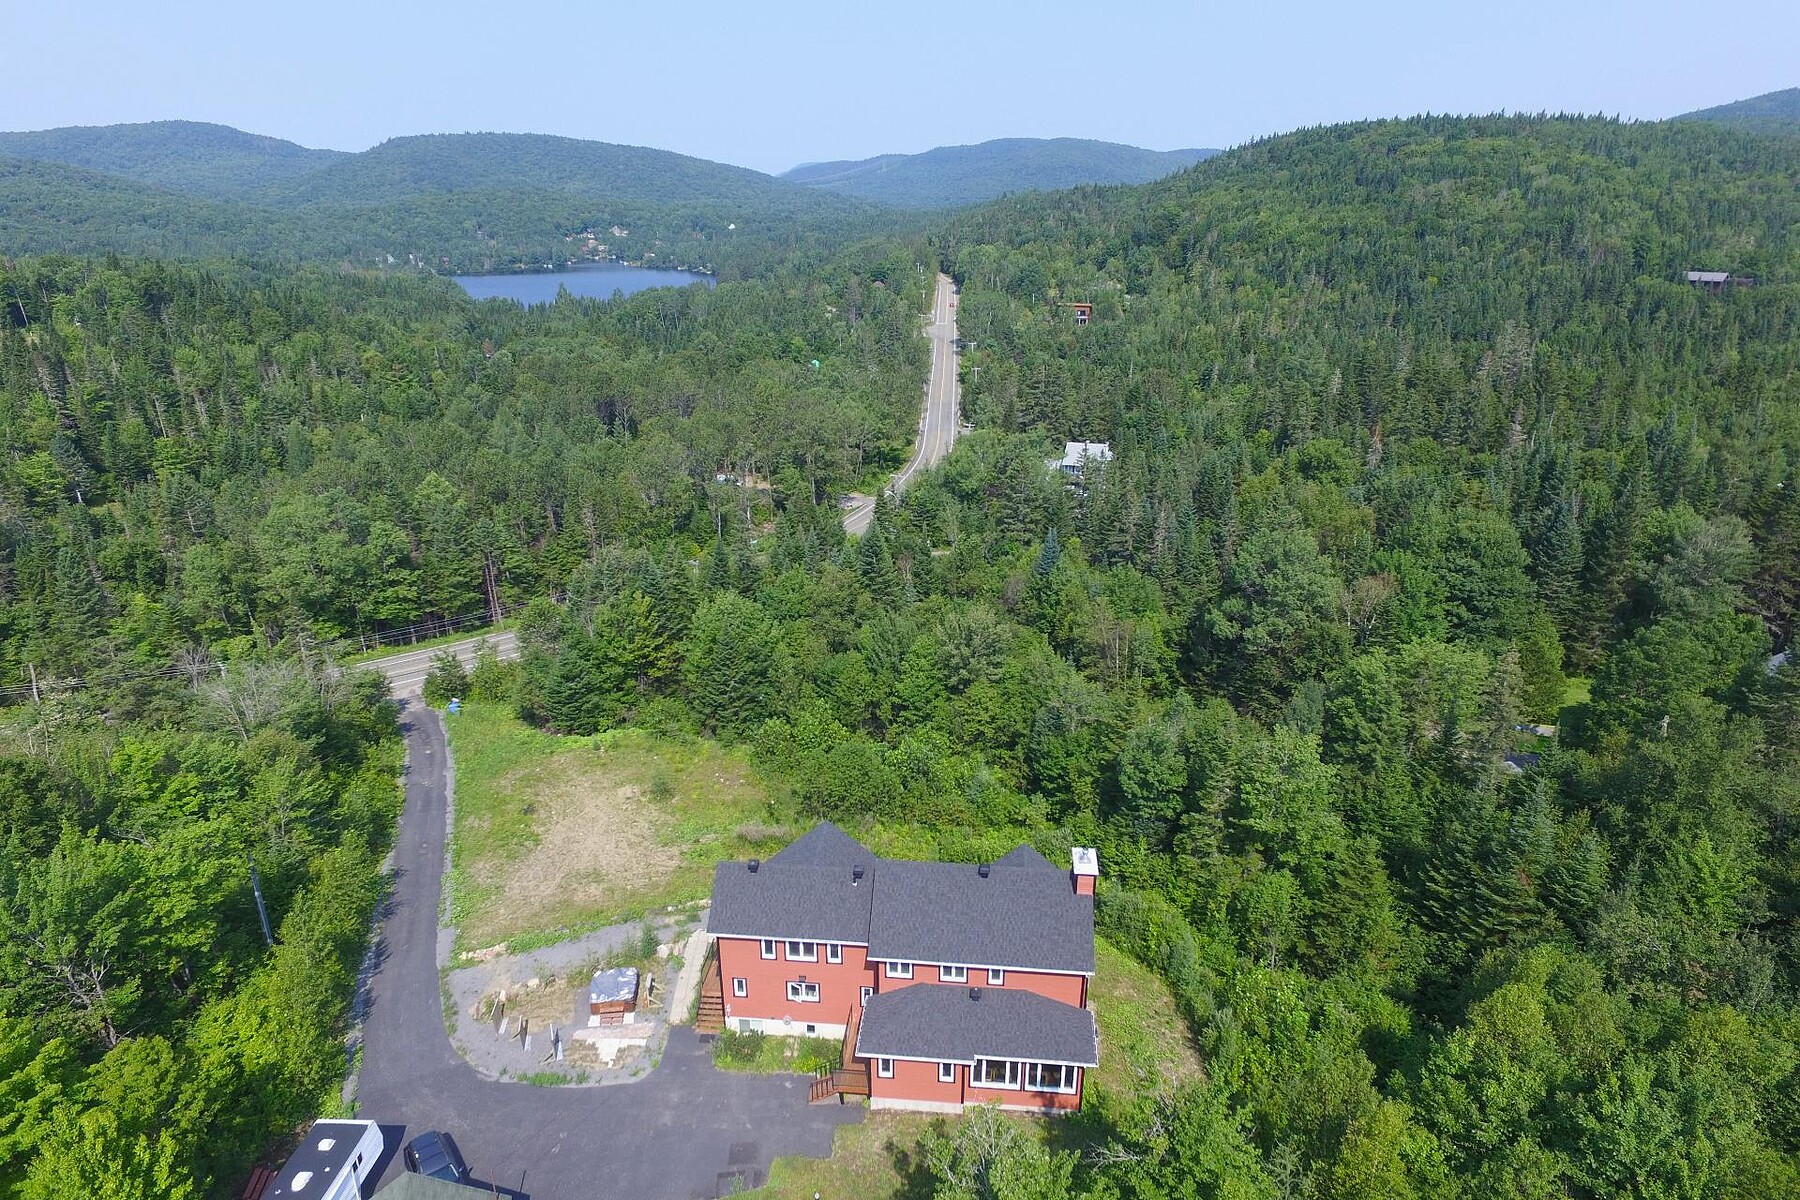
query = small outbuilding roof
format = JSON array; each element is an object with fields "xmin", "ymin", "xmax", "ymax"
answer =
[
  {"xmin": 856, "ymin": 984, "xmax": 1098, "ymax": 1066},
  {"xmin": 1057, "ymin": 441, "xmax": 1113, "ymax": 470},
  {"xmin": 1686, "ymin": 270, "xmax": 1732, "ymax": 283},
  {"xmin": 375, "ymin": 1174, "xmax": 485, "ymax": 1198},
  {"xmin": 588, "ymin": 966, "xmax": 639, "ymax": 1006}
]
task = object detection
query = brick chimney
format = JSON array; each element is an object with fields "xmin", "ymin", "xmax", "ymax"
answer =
[{"xmin": 1071, "ymin": 847, "xmax": 1098, "ymax": 896}]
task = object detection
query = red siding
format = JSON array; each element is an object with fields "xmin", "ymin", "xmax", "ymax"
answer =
[
  {"xmin": 872, "ymin": 963, "xmax": 1086, "ymax": 1007},
  {"xmin": 865, "ymin": 1057, "xmax": 1083, "ymax": 1113},
  {"xmin": 717, "ymin": 936, "xmax": 875, "ymax": 1030}
]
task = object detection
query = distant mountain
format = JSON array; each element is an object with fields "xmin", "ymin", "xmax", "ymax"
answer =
[
  {"xmin": 0, "ymin": 120, "xmax": 347, "ymax": 201},
  {"xmin": 1676, "ymin": 87, "xmax": 1800, "ymax": 137},
  {"xmin": 781, "ymin": 138, "xmax": 1220, "ymax": 208},
  {"xmin": 259, "ymin": 131, "xmax": 866, "ymax": 217},
  {"xmin": 0, "ymin": 125, "xmax": 887, "ymax": 277}
]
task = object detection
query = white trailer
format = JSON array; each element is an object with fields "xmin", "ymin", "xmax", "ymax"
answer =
[{"xmin": 267, "ymin": 1119, "xmax": 384, "ymax": 1200}]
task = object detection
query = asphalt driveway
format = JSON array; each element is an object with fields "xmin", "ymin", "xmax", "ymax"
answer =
[{"xmin": 353, "ymin": 703, "xmax": 862, "ymax": 1199}]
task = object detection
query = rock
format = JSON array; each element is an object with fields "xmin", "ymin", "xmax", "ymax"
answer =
[{"xmin": 525, "ymin": 977, "xmax": 541, "ymax": 990}]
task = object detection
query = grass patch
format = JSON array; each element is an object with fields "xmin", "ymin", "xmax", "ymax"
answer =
[
  {"xmin": 444, "ymin": 702, "xmax": 784, "ymax": 951},
  {"xmin": 713, "ymin": 1031, "xmax": 841, "ymax": 1075},
  {"xmin": 749, "ymin": 1112, "xmax": 943, "ymax": 1200},
  {"xmin": 1088, "ymin": 937, "xmax": 1204, "ymax": 1100},
  {"xmin": 1561, "ymin": 675, "xmax": 1592, "ymax": 710}
]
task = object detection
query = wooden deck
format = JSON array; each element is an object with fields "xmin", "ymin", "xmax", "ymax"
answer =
[{"xmin": 808, "ymin": 1064, "xmax": 871, "ymax": 1104}]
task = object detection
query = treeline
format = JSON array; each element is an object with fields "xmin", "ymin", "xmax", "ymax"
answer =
[
  {"xmin": 0, "ymin": 247, "xmax": 927, "ymax": 688},
  {"xmin": 0, "ymin": 656, "xmax": 399, "ymax": 1198}
]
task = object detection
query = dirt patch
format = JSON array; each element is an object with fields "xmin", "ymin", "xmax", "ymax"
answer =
[{"xmin": 483, "ymin": 762, "xmax": 678, "ymax": 944}]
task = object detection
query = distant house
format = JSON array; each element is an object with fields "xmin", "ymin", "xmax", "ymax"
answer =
[
  {"xmin": 1052, "ymin": 441, "xmax": 1113, "ymax": 482},
  {"xmin": 1064, "ymin": 302, "xmax": 1094, "ymax": 325},
  {"xmin": 1686, "ymin": 270, "xmax": 1754, "ymax": 293},
  {"xmin": 706, "ymin": 823, "xmax": 1099, "ymax": 1114}
]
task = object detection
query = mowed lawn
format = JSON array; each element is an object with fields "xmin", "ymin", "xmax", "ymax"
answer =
[
  {"xmin": 443, "ymin": 702, "xmax": 780, "ymax": 951},
  {"xmin": 748, "ymin": 936, "xmax": 1201, "ymax": 1199}
]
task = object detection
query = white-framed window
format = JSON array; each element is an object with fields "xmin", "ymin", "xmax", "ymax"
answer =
[
  {"xmin": 786, "ymin": 980, "xmax": 821, "ymax": 1003},
  {"xmin": 786, "ymin": 940, "xmax": 818, "ymax": 962},
  {"xmin": 987, "ymin": 968, "xmax": 1006, "ymax": 986},
  {"xmin": 939, "ymin": 964, "xmax": 967, "ymax": 983},
  {"xmin": 886, "ymin": 961, "xmax": 913, "ymax": 979},
  {"xmin": 938, "ymin": 1061, "xmax": 957, "ymax": 1083},
  {"xmin": 860, "ymin": 986, "xmax": 873, "ymax": 1007},
  {"xmin": 826, "ymin": 943, "xmax": 843, "ymax": 964},
  {"xmin": 971, "ymin": 1058, "xmax": 1021, "ymax": 1089},
  {"xmin": 760, "ymin": 938, "xmax": 777, "ymax": 960},
  {"xmin": 876, "ymin": 1058, "xmax": 895, "ymax": 1078},
  {"xmin": 1025, "ymin": 1062, "xmax": 1079, "ymax": 1093},
  {"xmin": 732, "ymin": 977, "xmax": 748, "ymax": 998}
]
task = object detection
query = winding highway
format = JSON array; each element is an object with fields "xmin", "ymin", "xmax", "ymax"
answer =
[{"xmin": 843, "ymin": 271, "xmax": 960, "ymax": 536}]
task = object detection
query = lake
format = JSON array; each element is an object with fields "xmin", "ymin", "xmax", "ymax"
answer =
[{"xmin": 451, "ymin": 262, "xmax": 712, "ymax": 305}]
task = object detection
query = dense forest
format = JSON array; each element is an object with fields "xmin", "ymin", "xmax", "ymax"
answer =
[
  {"xmin": 3, "ymin": 111, "xmax": 1800, "ymax": 1198},
  {"xmin": 0, "ymin": 126, "xmax": 895, "ymax": 277},
  {"xmin": 781, "ymin": 138, "xmax": 1218, "ymax": 209}
]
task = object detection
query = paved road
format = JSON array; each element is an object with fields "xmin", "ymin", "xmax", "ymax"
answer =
[
  {"xmin": 354, "ymin": 704, "xmax": 860, "ymax": 1199},
  {"xmin": 359, "ymin": 631, "xmax": 520, "ymax": 696},
  {"xmin": 843, "ymin": 272, "xmax": 961, "ymax": 536}
]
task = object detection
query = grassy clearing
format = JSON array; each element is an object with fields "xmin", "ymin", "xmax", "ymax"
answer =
[
  {"xmin": 444, "ymin": 702, "xmax": 782, "ymax": 951},
  {"xmin": 1561, "ymin": 675, "xmax": 1592, "ymax": 710},
  {"xmin": 751, "ymin": 1112, "xmax": 942, "ymax": 1200},
  {"xmin": 1088, "ymin": 937, "xmax": 1205, "ymax": 1100},
  {"xmin": 750, "ymin": 936, "xmax": 1201, "ymax": 1198}
]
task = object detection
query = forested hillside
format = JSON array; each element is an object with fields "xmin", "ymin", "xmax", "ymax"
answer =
[
  {"xmin": 782, "ymin": 137, "xmax": 1218, "ymax": 208},
  {"xmin": 3, "ymin": 111, "xmax": 1800, "ymax": 1198},
  {"xmin": 0, "ymin": 127, "xmax": 895, "ymax": 276},
  {"xmin": 1679, "ymin": 87, "xmax": 1800, "ymax": 137},
  {"xmin": 0, "ymin": 121, "xmax": 347, "ymax": 201}
]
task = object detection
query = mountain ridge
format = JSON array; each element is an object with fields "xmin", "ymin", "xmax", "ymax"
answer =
[
  {"xmin": 1675, "ymin": 86, "xmax": 1800, "ymax": 136},
  {"xmin": 781, "ymin": 136, "xmax": 1219, "ymax": 208}
]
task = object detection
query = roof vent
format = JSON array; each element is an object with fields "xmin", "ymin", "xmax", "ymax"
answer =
[
  {"xmin": 977, "ymin": 863, "xmax": 990, "ymax": 878},
  {"xmin": 852, "ymin": 864, "xmax": 864, "ymax": 885},
  {"xmin": 969, "ymin": 986, "xmax": 981, "ymax": 1001},
  {"xmin": 748, "ymin": 858, "xmax": 759, "ymax": 873},
  {"xmin": 316, "ymin": 1138, "xmax": 335, "ymax": 1152},
  {"xmin": 292, "ymin": 1172, "xmax": 313, "ymax": 1191}
]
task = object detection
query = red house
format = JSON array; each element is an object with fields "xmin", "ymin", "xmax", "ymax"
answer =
[{"xmin": 706, "ymin": 824, "xmax": 1100, "ymax": 1113}]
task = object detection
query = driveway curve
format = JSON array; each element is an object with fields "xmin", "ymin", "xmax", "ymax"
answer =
[{"xmin": 354, "ymin": 703, "xmax": 861, "ymax": 1199}]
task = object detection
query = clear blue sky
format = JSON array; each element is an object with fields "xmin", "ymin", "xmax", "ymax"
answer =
[{"xmin": 4, "ymin": 1, "xmax": 1796, "ymax": 174}]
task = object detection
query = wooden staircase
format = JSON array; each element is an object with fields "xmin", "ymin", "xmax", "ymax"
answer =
[
  {"xmin": 695, "ymin": 947, "xmax": 725, "ymax": 1035},
  {"xmin": 808, "ymin": 1064, "xmax": 871, "ymax": 1104}
]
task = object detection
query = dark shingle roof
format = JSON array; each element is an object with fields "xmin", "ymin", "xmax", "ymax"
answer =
[
  {"xmin": 709, "ymin": 823, "xmax": 1093, "ymax": 973},
  {"xmin": 867, "ymin": 859, "xmax": 1094, "ymax": 974},
  {"xmin": 856, "ymin": 984, "xmax": 1098, "ymax": 1066},
  {"xmin": 994, "ymin": 844, "xmax": 1061, "ymax": 872},
  {"xmin": 768, "ymin": 821, "xmax": 875, "ymax": 867},
  {"xmin": 708, "ymin": 860, "xmax": 873, "ymax": 943}
]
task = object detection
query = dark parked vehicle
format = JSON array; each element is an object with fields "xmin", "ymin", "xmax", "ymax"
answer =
[{"xmin": 403, "ymin": 1131, "xmax": 469, "ymax": 1183}]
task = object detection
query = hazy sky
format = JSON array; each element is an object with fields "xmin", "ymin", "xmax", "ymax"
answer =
[{"xmin": 5, "ymin": 1, "xmax": 1796, "ymax": 174}]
